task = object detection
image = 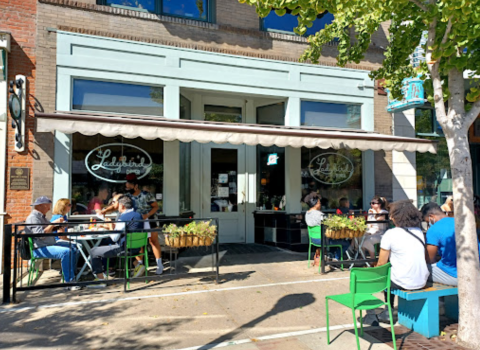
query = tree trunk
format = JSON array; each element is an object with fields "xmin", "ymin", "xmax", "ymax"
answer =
[{"xmin": 444, "ymin": 122, "xmax": 480, "ymax": 349}]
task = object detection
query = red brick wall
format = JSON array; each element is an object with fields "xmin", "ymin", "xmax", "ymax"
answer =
[{"xmin": 0, "ymin": 0, "xmax": 37, "ymax": 224}]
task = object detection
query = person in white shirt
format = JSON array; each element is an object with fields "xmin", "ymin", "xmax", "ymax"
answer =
[{"xmin": 375, "ymin": 199, "xmax": 429, "ymax": 324}]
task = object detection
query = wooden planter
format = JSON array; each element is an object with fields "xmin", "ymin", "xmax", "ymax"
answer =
[
  {"xmin": 164, "ymin": 233, "xmax": 216, "ymax": 247},
  {"xmin": 324, "ymin": 228, "xmax": 365, "ymax": 239}
]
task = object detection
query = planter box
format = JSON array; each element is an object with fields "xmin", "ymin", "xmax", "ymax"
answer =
[{"xmin": 164, "ymin": 233, "xmax": 215, "ymax": 247}]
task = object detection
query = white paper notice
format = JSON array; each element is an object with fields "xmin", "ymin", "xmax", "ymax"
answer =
[
  {"xmin": 218, "ymin": 174, "xmax": 228, "ymax": 184},
  {"xmin": 217, "ymin": 186, "xmax": 229, "ymax": 198}
]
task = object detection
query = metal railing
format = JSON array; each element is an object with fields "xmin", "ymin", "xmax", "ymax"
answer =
[{"xmin": 2, "ymin": 217, "xmax": 219, "ymax": 304}]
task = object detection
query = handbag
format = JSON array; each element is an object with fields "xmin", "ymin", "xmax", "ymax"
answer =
[{"xmin": 18, "ymin": 237, "xmax": 32, "ymax": 260}]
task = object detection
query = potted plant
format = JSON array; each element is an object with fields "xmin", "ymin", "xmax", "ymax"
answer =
[
  {"xmin": 323, "ymin": 215, "xmax": 367, "ymax": 239},
  {"xmin": 163, "ymin": 221, "xmax": 217, "ymax": 248}
]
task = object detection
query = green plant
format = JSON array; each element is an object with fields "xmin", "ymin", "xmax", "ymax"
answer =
[
  {"xmin": 323, "ymin": 215, "xmax": 367, "ymax": 232},
  {"xmin": 163, "ymin": 221, "xmax": 217, "ymax": 239},
  {"xmin": 162, "ymin": 223, "xmax": 181, "ymax": 239}
]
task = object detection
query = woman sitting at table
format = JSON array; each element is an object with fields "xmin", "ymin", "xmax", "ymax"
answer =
[
  {"xmin": 305, "ymin": 192, "xmax": 350, "ymax": 262},
  {"xmin": 375, "ymin": 199, "xmax": 429, "ymax": 324},
  {"xmin": 361, "ymin": 196, "xmax": 389, "ymax": 259}
]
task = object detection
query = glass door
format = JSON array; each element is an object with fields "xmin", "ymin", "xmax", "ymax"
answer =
[{"xmin": 202, "ymin": 143, "xmax": 246, "ymax": 243}]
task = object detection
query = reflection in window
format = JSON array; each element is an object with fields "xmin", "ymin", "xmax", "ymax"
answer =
[
  {"xmin": 205, "ymin": 105, "xmax": 242, "ymax": 123},
  {"xmin": 180, "ymin": 142, "xmax": 191, "ymax": 213},
  {"xmin": 257, "ymin": 146, "xmax": 285, "ymax": 210},
  {"xmin": 163, "ymin": 0, "xmax": 208, "ymax": 21},
  {"xmin": 210, "ymin": 149, "xmax": 238, "ymax": 212},
  {"xmin": 301, "ymin": 101, "xmax": 361, "ymax": 129},
  {"xmin": 180, "ymin": 94, "xmax": 191, "ymax": 120},
  {"xmin": 257, "ymin": 103, "xmax": 285, "ymax": 125},
  {"xmin": 262, "ymin": 10, "xmax": 334, "ymax": 36},
  {"xmin": 415, "ymin": 108, "xmax": 443, "ymax": 135},
  {"xmin": 73, "ymin": 79, "xmax": 164, "ymax": 116},
  {"xmin": 106, "ymin": 0, "xmax": 155, "ymax": 11},
  {"xmin": 71, "ymin": 134, "xmax": 164, "ymax": 215},
  {"xmin": 301, "ymin": 147, "xmax": 363, "ymax": 212}
]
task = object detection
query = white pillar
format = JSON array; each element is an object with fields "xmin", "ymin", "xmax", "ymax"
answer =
[
  {"xmin": 245, "ymin": 99, "xmax": 256, "ymax": 243},
  {"xmin": 163, "ymin": 84, "xmax": 180, "ymax": 216},
  {"xmin": 392, "ymin": 109, "xmax": 417, "ymax": 205},
  {"xmin": 285, "ymin": 97, "xmax": 302, "ymax": 213}
]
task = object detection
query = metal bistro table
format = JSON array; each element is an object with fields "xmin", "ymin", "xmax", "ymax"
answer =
[{"xmin": 320, "ymin": 215, "xmax": 390, "ymax": 274}]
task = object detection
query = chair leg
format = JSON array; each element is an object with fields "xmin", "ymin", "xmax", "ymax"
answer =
[
  {"xmin": 339, "ymin": 245, "xmax": 344, "ymax": 270},
  {"xmin": 318, "ymin": 251, "xmax": 322, "ymax": 274},
  {"xmin": 308, "ymin": 242, "xmax": 311, "ymax": 269},
  {"xmin": 126, "ymin": 257, "xmax": 130, "ymax": 290},
  {"xmin": 388, "ymin": 304, "xmax": 397, "ymax": 350},
  {"xmin": 144, "ymin": 248, "xmax": 149, "ymax": 284},
  {"xmin": 352, "ymin": 309, "xmax": 361, "ymax": 350},
  {"xmin": 326, "ymin": 297, "xmax": 330, "ymax": 344},
  {"xmin": 359, "ymin": 309, "xmax": 364, "ymax": 336}
]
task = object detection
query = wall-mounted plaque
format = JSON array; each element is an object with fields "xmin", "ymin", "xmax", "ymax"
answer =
[{"xmin": 10, "ymin": 167, "xmax": 30, "ymax": 190}]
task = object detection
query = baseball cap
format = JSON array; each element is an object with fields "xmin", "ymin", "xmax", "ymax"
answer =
[
  {"xmin": 31, "ymin": 196, "xmax": 52, "ymax": 206},
  {"xmin": 126, "ymin": 173, "xmax": 138, "ymax": 183}
]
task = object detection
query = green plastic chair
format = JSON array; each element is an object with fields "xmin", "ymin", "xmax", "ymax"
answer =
[
  {"xmin": 107, "ymin": 232, "xmax": 149, "ymax": 289},
  {"xmin": 307, "ymin": 226, "xmax": 343, "ymax": 272},
  {"xmin": 27, "ymin": 237, "xmax": 66, "ymax": 286},
  {"xmin": 325, "ymin": 263, "xmax": 396, "ymax": 350}
]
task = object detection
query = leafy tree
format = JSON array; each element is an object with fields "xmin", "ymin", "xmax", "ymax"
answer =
[{"xmin": 240, "ymin": 0, "xmax": 480, "ymax": 347}]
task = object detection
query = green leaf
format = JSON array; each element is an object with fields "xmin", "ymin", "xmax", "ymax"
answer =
[{"xmin": 275, "ymin": 8, "xmax": 287, "ymax": 16}]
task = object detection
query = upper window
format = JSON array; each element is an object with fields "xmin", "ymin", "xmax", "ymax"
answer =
[
  {"xmin": 415, "ymin": 107, "xmax": 443, "ymax": 136},
  {"xmin": 262, "ymin": 10, "xmax": 334, "ymax": 36},
  {"xmin": 301, "ymin": 101, "xmax": 361, "ymax": 129},
  {"xmin": 204, "ymin": 105, "xmax": 242, "ymax": 123},
  {"xmin": 102, "ymin": 0, "xmax": 210, "ymax": 21},
  {"xmin": 72, "ymin": 79, "xmax": 164, "ymax": 116},
  {"xmin": 257, "ymin": 103, "xmax": 285, "ymax": 126}
]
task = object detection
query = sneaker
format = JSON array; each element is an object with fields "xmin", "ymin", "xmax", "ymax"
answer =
[
  {"xmin": 86, "ymin": 278, "xmax": 107, "ymax": 289},
  {"xmin": 133, "ymin": 264, "xmax": 145, "ymax": 278},
  {"xmin": 107, "ymin": 269, "xmax": 116, "ymax": 277},
  {"xmin": 64, "ymin": 285, "xmax": 83, "ymax": 291},
  {"xmin": 155, "ymin": 264, "xmax": 164, "ymax": 275},
  {"xmin": 328, "ymin": 257, "xmax": 339, "ymax": 270},
  {"xmin": 377, "ymin": 309, "xmax": 391, "ymax": 324},
  {"xmin": 361, "ymin": 313, "xmax": 379, "ymax": 326}
]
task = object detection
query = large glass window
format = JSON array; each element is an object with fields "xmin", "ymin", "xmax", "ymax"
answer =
[
  {"xmin": 257, "ymin": 103, "xmax": 285, "ymax": 125},
  {"xmin": 257, "ymin": 146, "xmax": 285, "ymax": 210},
  {"xmin": 415, "ymin": 108, "xmax": 451, "ymax": 208},
  {"xmin": 262, "ymin": 10, "xmax": 334, "ymax": 36},
  {"xmin": 301, "ymin": 148, "xmax": 363, "ymax": 212},
  {"xmin": 71, "ymin": 134, "xmax": 164, "ymax": 215},
  {"xmin": 204, "ymin": 105, "xmax": 242, "ymax": 123},
  {"xmin": 101, "ymin": 0, "xmax": 211, "ymax": 21},
  {"xmin": 301, "ymin": 101, "xmax": 361, "ymax": 129},
  {"xmin": 73, "ymin": 79, "xmax": 164, "ymax": 116},
  {"xmin": 180, "ymin": 142, "xmax": 191, "ymax": 213}
]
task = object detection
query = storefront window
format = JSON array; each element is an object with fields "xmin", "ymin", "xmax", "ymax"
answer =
[
  {"xmin": 180, "ymin": 94, "xmax": 191, "ymax": 120},
  {"xmin": 301, "ymin": 147, "xmax": 363, "ymax": 212},
  {"xmin": 301, "ymin": 101, "xmax": 361, "ymax": 129},
  {"xmin": 71, "ymin": 134, "xmax": 164, "ymax": 215},
  {"xmin": 105, "ymin": 0, "xmax": 155, "ymax": 11},
  {"xmin": 72, "ymin": 79, "xmax": 164, "ymax": 116},
  {"xmin": 163, "ymin": 0, "xmax": 208, "ymax": 21},
  {"xmin": 204, "ymin": 105, "xmax": 242, "ymax": 123},
  {"xmin": 257, "ymin": 103, "xmax": 285, "ymax": 125},
  {"xmin": 262, "ymin": 10, "xmax": 334, "ymax": 36},
  {"xmin": 415, "ymin": 108, "xmax": 451, "ymax": 207},
  {"xmin": 179, "ymin": 143, "xmax": 191, "ymax": 213},
  {"xmin": 257, "ymin": 146, "xmax": 286, "ymax": 210}
]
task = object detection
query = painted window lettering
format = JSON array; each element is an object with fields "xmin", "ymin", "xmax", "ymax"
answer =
[
  {"xmin": 308, "ymin": 153, "xmax": 354, "ymax": 185},
  {"xmin": 85, "ymin": 143, "xmax": 153, "ymax": 183}
]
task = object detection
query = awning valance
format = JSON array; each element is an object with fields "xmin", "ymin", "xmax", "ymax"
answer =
[{"xmin": 36, "ymin": 111, "xmax": 437, "ymax": 154}]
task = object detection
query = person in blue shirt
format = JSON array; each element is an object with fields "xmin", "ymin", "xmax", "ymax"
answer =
[{"xmin": 421, "ymin": 202, "xmax": 476, "ymax": 286}]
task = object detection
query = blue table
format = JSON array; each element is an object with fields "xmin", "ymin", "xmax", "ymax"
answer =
[{"xmin": 393, "ymin": 283, "xmax": 458, "ymax": 338}]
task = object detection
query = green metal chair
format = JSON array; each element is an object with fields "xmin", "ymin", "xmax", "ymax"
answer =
[
  {"xmin": 27, "ymin": 238, "xmax": 65, "ymax": 286},
  {"xmin": 325, "ymin": 263, "xmax": 396, "ymax": 350},
  {"xmin": 307, "ymin": 226, "xmax": 343, "ymax": 272},
  {"xmin": 107, "ymin": 232, "xmax": 149, "ymax": 289}
]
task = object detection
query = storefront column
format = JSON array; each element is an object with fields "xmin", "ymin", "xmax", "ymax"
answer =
[
  {"xmin": 285, "ymin": 97, "xmax": 302, "ymax": 213},
  {"xmin": 52, "ymin": 131, "xmax": 72, "ymax": 204},
  {"xmin": 245, "ymin": 99, "xmax": 256, "ymax": 243},
  {"xmin": 163, "ymin": 84, "xmax": 180, "ymax": 216},
  {"xmin": 392, "ymin": 109, "xmax": 417, "ymax": 204}
]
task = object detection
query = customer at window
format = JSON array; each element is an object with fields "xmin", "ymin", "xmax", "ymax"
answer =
[
  {"xmin": 362, "ymin": 196, "xmax": 389, "ymax": 259},
  {"xmin": 51, "ymin": 198, "xmax": 72, "ymax": 242},
  {"xmin": 336, "ymin": 197, "xmax": 353, "ymax": 215},
  {"xmin": 420, "ymin": 202, "xmax": 480, "ymax": 286},
  {"xmin": 305, "ymin": 192, "xmax": 350, "ymax": 262},
  {"xmin": 125, "ymin": 174, "xmax": 164, "ymax": 276},
  {"xmin": 376, "ymin": 199, "xmax": 429, "ymax": 323},
  {"xmin": 25, "ymin": 196, "xmax": 80, "ymax": 291},
  {"xmin": 100, "ymin": 193, "xmax": 124, "ymax": 219},
  {"xmin": 89, "ymin": 195, "xmax": 144, "ymax": 287},
  {"xmin": 88, "ymin": 183, "xmax": 110, "ymax": 215}
]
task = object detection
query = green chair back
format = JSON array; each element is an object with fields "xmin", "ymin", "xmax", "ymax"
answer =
[
  {"xmin": 127, "ymin": 232, "xmax": 148, "ymax": 250},
  {"xmin": 307, "ymin": 226, "xmax": 321, "ymax": 240},
  {"xmin": 350, "ymin": 263, "xmax": 391, "ymax": 295}
]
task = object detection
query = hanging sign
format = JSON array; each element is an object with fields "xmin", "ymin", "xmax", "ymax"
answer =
[
  {"xmin": 386, "ymin": 76, "xmax": 426, "ymax": 113},
  {"xmin": 267, "ymin": 153, "xmax": 279, "ymax": 166},
  {"xmin": 308, "ymin": 153, "xmax": 354, "ymax": 185},
  {"xmin": 85, "ymin": 143, "xmax": 153, "ymax": 183}
]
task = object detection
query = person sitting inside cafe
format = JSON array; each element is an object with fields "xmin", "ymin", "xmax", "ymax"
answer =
[
  {"xmin": 25, "ymin": 196, "xmax": 80, "ymax": 291},
  {"xmin": 336, "ymin": 197, "xmax": 353, "ymax": 215},
  {"xmin": 420, "ymin": 202, "xmax": 480, "ymax": 286},
  {"xmin": 88, "ymin": 196, "xmax": 144, "ymax": 287},
  {"xmin": 305, "ymin": 192, "xmax": 350, "ymax": 263}
]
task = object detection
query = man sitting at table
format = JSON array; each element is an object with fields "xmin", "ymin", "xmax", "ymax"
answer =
[
  {"xmin": 25, "ymin": 196, "xmax": 80, "ymax": 291},
  {"xmin": 88, "ymin": 195, "xmax": 144, "ymax": 287}
]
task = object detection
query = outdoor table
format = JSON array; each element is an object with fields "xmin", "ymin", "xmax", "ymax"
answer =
[{"xmin": 69, "ymin": 230, "xmax": 112, "ymax": 280}]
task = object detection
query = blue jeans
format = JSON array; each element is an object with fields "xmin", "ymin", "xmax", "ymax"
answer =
[
  {"xmin": 311, "ymin": 238, "xmax": 350, "ymax": 260},
  {"xmin": 33, "ymin": 245, "xmax": 78, "ymax": 282}
]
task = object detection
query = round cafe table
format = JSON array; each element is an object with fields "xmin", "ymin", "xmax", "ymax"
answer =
[{"xmin": 69, "ymin": 229, "xmax": 112, "ymax": 280}]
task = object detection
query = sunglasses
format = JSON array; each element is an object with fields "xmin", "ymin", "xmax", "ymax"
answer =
[
  {"xmin": 67, "ymin": 203, "xmax": 72, "ymax": 207},
  {"xmin": 370, "ymin": 202, "xmax": 379, "ymax": 205}
]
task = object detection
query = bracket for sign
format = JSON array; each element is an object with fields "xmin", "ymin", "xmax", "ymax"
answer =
[{"xmin": 9, "ymin": 75, "xmax": 26, "ymax": 152}]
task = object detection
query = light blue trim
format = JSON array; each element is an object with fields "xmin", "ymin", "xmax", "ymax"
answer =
[{"xmin": 53, "ymin": 131, "xmax": 72, "ymax": 205}]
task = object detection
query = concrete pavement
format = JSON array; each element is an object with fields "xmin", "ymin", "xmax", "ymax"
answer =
[{"xmin": 0, "ymin": 247, "xmax": 395, "ymax": 350}]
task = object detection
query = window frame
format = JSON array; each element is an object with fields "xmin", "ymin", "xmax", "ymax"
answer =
[
  {"xmin": 415, "ymin": 106, "xmax": 444, "ymax": 138},
  {"xmin": 98, "ymin": 0, "xmax": 215, "ymax": 23},
  {"xmin": 300, "ymin": 99, "xmax": 363, "ymax": 130}
]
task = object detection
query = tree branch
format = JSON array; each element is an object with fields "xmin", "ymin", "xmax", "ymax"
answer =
[
  {"xmin": 465, "ymin": 99, "xmax": 480, "ymax": 128},
  {"xmin": 441, "ymin": 17, "xmax": 453, "ymax": 45},
  {"xmin": 409, "ymin": 0, "xmax": 429, "ymax": 12}
]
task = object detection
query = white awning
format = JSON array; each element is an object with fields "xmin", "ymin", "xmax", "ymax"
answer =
[{"xmin": 36, "ymin": 111, "xmax": 437, "ymax": 153}]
